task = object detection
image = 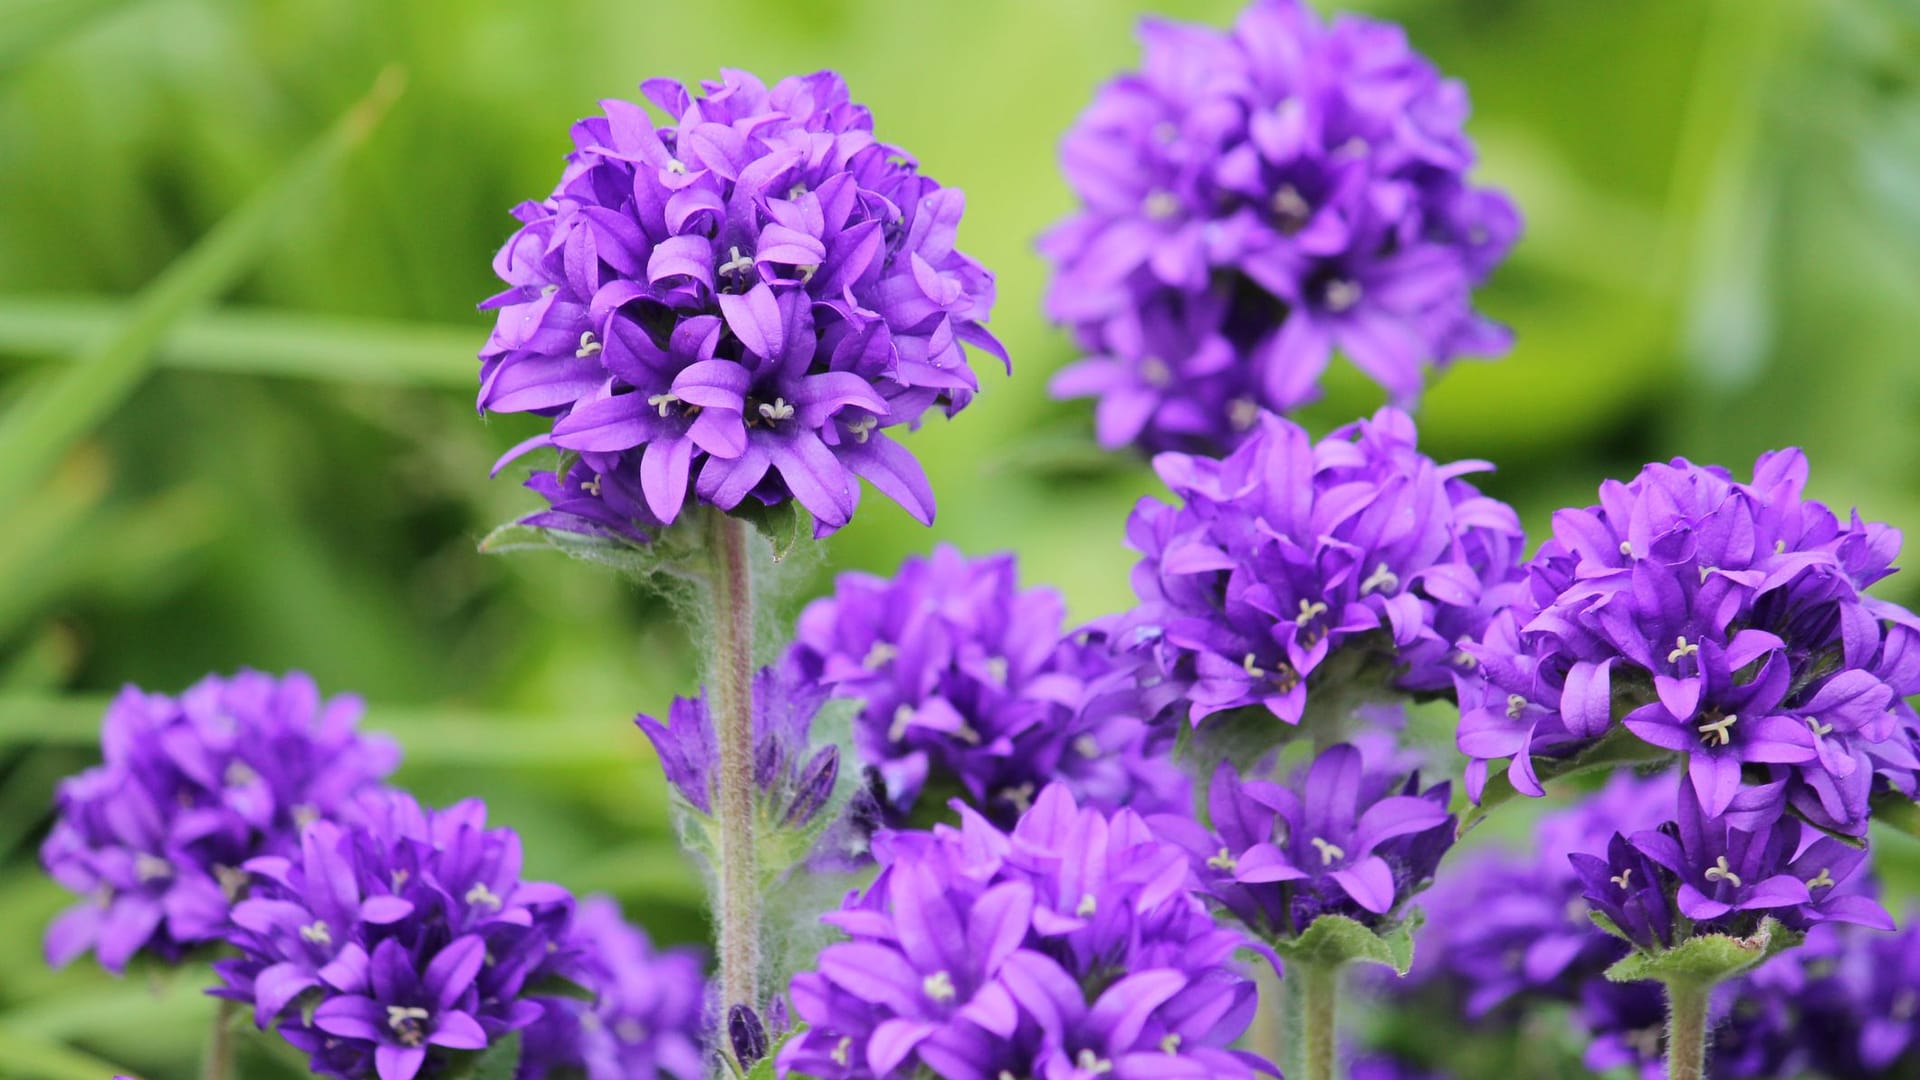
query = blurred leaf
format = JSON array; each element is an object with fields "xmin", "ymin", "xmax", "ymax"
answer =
[
  {"xmin": 0, "ymin": 0, "xmax": 143, "ymax": 80},
  {"xmin": 0, "ymin": 66, "xmax": 405, "ymax": 514},
  {"xmin": 0, "ymin": 297, "xmax": 476, "ymax": 387},
  {"xmin": 0, "ymin": 1023, "xmax": 134, "ymax": 1080}
]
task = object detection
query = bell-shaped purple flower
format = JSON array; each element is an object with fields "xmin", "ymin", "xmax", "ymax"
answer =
[
  {"xmin": 789, "ymin": 545, "xmax": 1188, "ymax": 826},
  {"xmin": 1043, "ymin": 0, "xmax": 1518, "ymax": 455},
  {"xmin": 519, "ymin": 895, "xmax": 707, "ymax": 1080},
  {"xmin": 1154, "ymin": 743, "xmax": 1453, "ymax": 939},
  {"xmin": 213, "ymin": 792, "xmax": 576, "ymax": 1080},
  {"xmin": 637, "ymin": 657, "xmax": 839, "ymax": 830},
  {"xmin": 1456, "ymin": 449, "xmax": 1920, "ymax": 834},
  {"xmin": 40, "ymin": 671, "xmax": 397, "ymax": 973},
  {"xmin": 480, "ymin": 70, "xmax": 1004, "ymax": 539},
  {"xmin": 1127, "ymin": 407, "xmax": 1523, "ymax": 729},
  {"xmin": 1570, "ymin": 833, "xmax": 1676, "ymax": 951},
  {"xmin": 780, "ymin": 784, "xmax": 1267, "ymax": 1080}
]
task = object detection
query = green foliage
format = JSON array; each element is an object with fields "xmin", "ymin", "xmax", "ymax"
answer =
[
  {"xmin": 1272, "ymin": 909, "xmax": 1422, "ymax": 976},
  {"xmin": 1602, "ymin": 916, "xmax": 1805, "ymax": 989},
  {"xmin": 744, "ymin": 1024, "xmax": 810, "ymax": 1080}
]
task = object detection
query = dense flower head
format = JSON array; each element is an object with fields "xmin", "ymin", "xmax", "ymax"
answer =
[
  {"xmin": 213, "ymin": 792, "xmax": 579, "ymax": 1080},
  {"xmin": 480, "ymin": 69, "xmax": 1004, "ymax": 539},
  {"xmin": 1043, "ymin": 0, "xmax": 1518, "ymax": 455},
  {"xmin": 1153, "ymin": 742, "xmax": 1453, "ymax": 939},
  {"xmin": 1801, "ymin": 915, "xmax": 1920, "ymax": 1076},
  {"xmin": 789, "ymin": 545, "xmax": 1188, "ymax": 827},
  {"xmin": 1455, "ymin": 449, "xmax": 1920, "ymax": 833},
  {"xmin": 41, "ymin": 670, "xmax": 398, "ymax": 972},
  {"xmin": 1126, "ymin": 407, "xmax": 1523, "ymax": 729},
  {"xmin": 520, "ymin": 895, "xmax": 707, "ymax": 1080},
  {"xmin": 637, "ymin": 658, "xmax": 840, "ymax": 830},
  {"xmin": 1350, "ymin": 1054, "xmax": 1453, "ymax": 1080},
  {"xmin": 781, "ymin": 784, "xmax": 1267, "ymax": 1080},
  {"xmin": 1404, "ymin": 770, "xmax": 1673, "ymax": 1017}
]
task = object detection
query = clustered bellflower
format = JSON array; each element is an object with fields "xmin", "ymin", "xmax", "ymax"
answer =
[
  {"xmin": 1154, "ymin": 742, "xmax": 1452, "ymax": 940},
  {"xmin": 480, "ymin": 69, "xmax": 1004, "ymax": 539},
  {"xmin": 1126, "ymin": 407, "xmax": 1522, "ymax": 729},
  {"xmin": 1044, "ymin": 0, "xmax": 1518, "ymax": 454},
  {"xmin": 1455, "ymin": 449, "xmax": 1920, "ymax": 834},
  {"xmin": 780, "ymin": 784, "xmax": 1267, "ymax": 1080},
  {"xmin": 519, "ymin": 895, "xmax": 707, "ymax": 1080},
  {"xmin": 41, "ymin": 671, "xmax": 398, "ymax": 972},
  {"xmin": 637, "ymin": 657, "xmax": 841, "ymax": 832},
  {"xmin": 788, "ymin": 545, "xmax": 1188, "ymax": 827},
  {"xmin": 213, "ymin": 792, "xmax": 580, "ymax": 1080}
]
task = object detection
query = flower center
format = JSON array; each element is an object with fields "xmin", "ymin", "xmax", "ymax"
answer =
[
  {"xmin": 846, "ymin": 415, "xmax": 878, "ymax": 443},
  {"xmin": 1696, "ymin": 711, "xmax": 1738, "ymax": 748},
  {"xmin": 1160, "ymin": 1034, "xmax": 1182, "ymax": 1054},
  {"xmin": 215, "ymin": 864, "xmax": 249, "ymax": 902},
  {"xmin": 465, "ymin": 882, "xmax": 503, "ymax": 911},
  {"xmin": 1807, "ymin": 716, "xmax": 1834, "ymax": 738},
  {"xmin": 1076, "ymin": 1049, "xmax": 1115, "ymax": 1074},
  {"xmin": 1140, "ymin": 357, "xmax": 1172, "ymax": 386},
  {"xmin": 1807, "ymin": 867, "xmax": 1836, "ymax": 890},
  {"xmin": 1295, "ymin": 598, "xmax": 1328, "ymax": 627},
  {"xmin": 1310, "ymin": 836, "xmax": 1345, "ymax": 865},
  {"xmin": 1359, "ymin": 563, "xmax": 1399, "ymax": 596},
  {"xmin": 1143, "ymin": 190, "xmax": 1180, "ymax": 221},
  {"xmin": 1207, "ymin": 847, "xmax": 1238, "ymax": 873},
  {"xmin": 1000, "ymin": 784, "xmax": 1036, "ymax": 815},
  {"xmin": 1505, "ymin": 694, "xmax": 1528, "ymax": 720},
  {"xmin": 862, "ymin": 641, "xmax": 896, "ymax": 669},
  {"xmin": 1666, "ymin": 636, "xmax": 1698, "ymax": 665},
  {"xmin": 300, "ymin": 920, "xmax": 332, "ymax": 947},
  {"xmin": 718, "ymin": 245, "xmax": 755, "ymax": 280},
  {"xmin": 646, "ymin": 392, "xmax": 680, "ymax": 418},
  {"xmin": 575, "ymin": 330, "xmax": 602, "ymax": 358},
  {"xmin": 1073, "ymin": 735, "xmax": 1100, "ymax": 758},
  {"xmin": 224, "ymin": 761, "xmax": 259, "ymax": 787},
  {"xmin": 832, "ymin": 1037, "xmax": 854, "ymax": 1067},
  {"xmin": 1322, "ymin": 278, "xmax": 1362, "ymax": 313},
  {"xmin": 135, "ymin": 853, "xmax": 173, "ymax": 883},
  {"xmin": 757, "ymin": 398, "xmax": 795, "ymax": 423},
  {"xmin": 1076, "ymin": 894, "xmax": 1098, "ymax": 918},
  {"xmin": 922, "ymin": 971, "xmax": 956, "ymax": 1003},
  {"xmin": 1271, "ymin": 185, "xmax": 1311, "ymax": 232},
  {"xmin": 386, "ymin": 1005, "xmax": 431, "ymax": 1047},
  {"xmin": 1704, "ymin": 855, "xmax": 1742, "ymax": 888},
  {"xmin": 1610, "ymin": 868, "xmax": 1634, "ymax": 890},
  {"xmin": 1228, "ymin": 397, "xmax": 1260, "ymax": 431}
]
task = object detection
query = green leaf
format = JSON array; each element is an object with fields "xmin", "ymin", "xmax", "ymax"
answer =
[
  {"xmin": 523, "ymin": 973, "xmax": 597, "ymax": 1003},
  {"xmin": 1271, "ymin": 909, "xmax": 1422, "ymax": 976},
  {"xmin": 1871, "ymin": 790, "xmax": 1920, "ymax": 841},
  {"xmin": 1604, "ymin": 917, "xmax": 1804, "ymax": 988},
  {"xmin": 737, "ymin": 498, "xmax": 813, "ymax": 563},
  {"xmin": 0, "ymin": 66, "xmax": 403, "ymax": 516},
  {"xmin": 0, "ymin": 1022, "xmax": 136, "ymax": 1080},
  {"xmin": 466, "ymin": 1031, "xmax": 522, "ymax": 1080},
  {"xmin": 744, "ymin": 1023, "xmax": 809, "ymax": 1080}
]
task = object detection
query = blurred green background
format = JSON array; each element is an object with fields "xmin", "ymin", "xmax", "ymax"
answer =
[{"xmin": 1, "ymin": 0, "xmax": 1918, "ymax": 1076}]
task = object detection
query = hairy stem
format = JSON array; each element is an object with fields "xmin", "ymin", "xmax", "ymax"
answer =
[
  {"xmin": 201, "ymin": 999, "xmax": 237, "ymax": 1080},
  {"xmin": 1665, "ymin": 979, "xmax": 1711, "ymax": 1080},
  {"xmin": 1283, "ymin": 961, "xmax": 1339, "ymax": 1080},
  {"xmin": 706, "ymin": 509, "xmax": 761, "ymax": 1015}
]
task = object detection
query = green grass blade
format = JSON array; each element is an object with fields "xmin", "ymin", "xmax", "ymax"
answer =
[
  {"xmin": 0, "ymin": 66, "xmax": 405, "ymax": 513},
  {"xmin": 0, "ymin": 297, "xmax": 477, "ymax": 388},
  {"xmin": 0, "ymin": 0, "xmax": 144, "ymax": 79},
  {"xmin": 0, "ymin": 1023, "xmax": 134, "ymax": 1080}
]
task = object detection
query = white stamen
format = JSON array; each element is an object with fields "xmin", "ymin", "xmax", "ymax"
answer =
[
  {"xmin": 1001, "ymin": 784, "xmax": 1036, "ymax": 814},
  {"xmin": 1704, "ymin": 855, "xmax": 1743, "ymax": 888},
  {"xmin": 1360, "ymin": 563, "xmax": 1400, "ymax": 596},
  {"xmin": 1610, "ymin": 868, "xmax": 1634, "ymax": 890},
  {"xmin": 757, "ymin": 397, "xmax": 795, "ymax": 423},
  {"xmin": 1323, "ymin": 279, "xmax": 1362, "ymax": 313},
  {"xmin": 985, "ymin": 657, "xmax": 1009, "ymax": 686},
  {"xmin": 292, "ymin": 803, "xmax": 320, "ymax": 828},
  {"xmin": 1144, "ymin": 190, "xmax": 1180, "ymax": 220},
  {"xmin": 1076, "ymin": 1049, "xmax": 1114, "ymax": 1074},
  {"xmin": 300, "ymin": 921, "xmax": 332, "ymax": 947},
  {"xmin": 386, "ymin": 1005, "xmax": 431, "ymax": 1047},
  {"xmin": 1667, "ymin": 636, "xmax": 1699, "ymax": 664},
  {"xmin": 862, "ymin": 641, "xmax": 896, "ymax": 669},
  {"xmin": 1207, "ymin": 847, "xmax": 1237, "ymax": 873},
  {"xmin": 224, "ymin": 761, "xmax": 259, "ymax": 787},
  {"xmin": 1074, "ymin": 735, "xmax": 1101, "ymax": 758},
  {"xmin": 1242, "ymin": 653, "xmax": 1265, "ymax": 678},
  {"xmin": 540, "ymin": 283, "xmax": 560, "ymax": 298},
  {"xmin": 1808, "ymin": 717, "xmax": 1834, "ymax": 737},
  {"xmin": 1076, "ymin": 894, "xmax": 1098, "ymax": 917},
  {"xmin": 719, "ymin": 245, "xmax": 754, "ymax": 277},
  {"xmin": 1228, "ymin": 397, "xmax": 1260, "ymax": 431},
  {"xmin": 1161, "ymin": 1034, "xmax": 1183, "ymax": 1053},
  {"xmin": 1506, "ymin": 694, "xmax": 1528, "ymax": 720},
  {"xmin": 847, "ymin": 415, "xmax": 878, "ymax": 443},
  {"xmin": 576, "ymin": 330, "xmax": 602, "ymax": 357},
  {"xmin": 922, "ymin": 971, "xmax": 957, "ymax": 1003},
  {"xmin": 1295, "ymin": 598, "xmax": 1328, "ymax": 627},
  {"xmin": 465, "ymin": 882, "xmax": 503, "ymax": 911},
  {"xmin": 1808, "ymin": 867, "xmax": 1836, "ymax": 890},
  {"xmin": 135, "ymin": 853, "xmax": 173, "ymax": 882},
  {"xmin": 1310, "ymin": 836, "xmax": 1345, "ymax": 865},
  {"xmin": 581, "ymin": 474, "xmax": 603, "ymax": 497},
  {"xmin": 889, "ymin": 704, "xmax": 915, "ymax": 742},
  {"xmin": 1140, "ymin": 357, "xmax": 1172, "ymax": 386},
  {"xmin": 646, "ymin": 392, "xmax": 680, "ymax": 418},
  {"xmin": 832, "ymin": 1037, "xmax": 853, "ymax": 1066},
  {"xmin": 1619, "ymin": 540, "xmax": 1633, "ymax": 557},
  {"xmin": 1697, "ymin": 712, "xmax": 1738, "ymax": 747}
]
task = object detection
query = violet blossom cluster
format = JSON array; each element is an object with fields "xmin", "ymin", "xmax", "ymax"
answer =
[
  {"xmin": 779, "ymin": 784, "xmax": 1267, "ymax": 1080},
  {"xmin": 479, "ymin": 69, "xmax": 1003, "ymax": 540},
  {"xmin": 1153, "ymin": 741, "xmax": 1453, "ymax": 940},
  {"xmin": 1455, "ymin": 449, "xmax": 1920, "ymax": 834},
  {"xmin": 788, "ymin": 544, "xmax": 1188, "ymax": 827},
  {"xmin": 213, "ymin": 792, "xmax": 583, "ymax": 1080},
  {"xmin": 519, "ymin": 895, "xmax": 707, "ymax": 1080},
  {"xmin": 1043, "ymin": 0, "xmax": 1518, "ymax": 455},
  {"xmin": 637, "ymin": 658, "xmax": 841, "ymax": 832},
  {"xmin": 1125, "ymin": 407, "xmax": 1523, "ymax": 729},
  {"xmin": 41, "ymin": 671, "xmax": 398, "ymax": 973}
]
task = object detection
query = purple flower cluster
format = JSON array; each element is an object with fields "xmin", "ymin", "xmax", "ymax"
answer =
[
  {"xmin": 1456, "ymin": 449, "xmax": 1920, "ymax": 834},
  {"xmin": 480, "ymin": 69, "xmax": 1003, "ymax": 540},
  {"xmin": 637, "ymin": 658, "xmax": 840, "ymax": 830},
  {"xmin": 520, "ymin": 895, "xmax": 707, "ymax": 1080},
  {"xmin": 780, "ymin": 784, "xmax": 1267, "ymax": 1080},
  {"xmin": 1154, "ymin": 742, "xmax": 1453, "ymax": 939},
  {"xmin": 1043, "ymin": 0, "xmax": 1518, "ymax": 455},
  {"xmin": 213, "ymin": 792, "xmax": 580, "ymax": 1080},
  {"xmin": 788, "ymin": 545, "xmax": 1188, "ymax": 826},
  {"xmin": 41, "ymin": 671, "xmax": 397, "ymax": 972},
  {"xmin": 1126, "ymin": 407, "xmax": 1523, "ymax": 728}
]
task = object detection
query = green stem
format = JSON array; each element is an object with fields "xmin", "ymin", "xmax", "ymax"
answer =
[
  {"xmin": 1665, "ymin": 980, "xmax": 1711, "ymax": 1080},
  {"xmin": 705, "ymin": 510, "xmax": 761, "ymax": 1016},
  {"xmin": 200, "ymin": 999, "xmax": 237, "ymax": 1080},
  {"xmin": 1281, "ymin": 961, "xmax": 1339, "ymax": 1080}
]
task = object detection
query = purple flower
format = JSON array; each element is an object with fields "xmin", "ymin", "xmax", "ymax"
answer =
[
  {"xmin": 1154, "ymin": 742, "xmax": 1453, "ymax": 938},
  {"xmin": 1802, "ymin": 916, "xmax": 1920, "ymax": 1075},
  {"xmin": 1569, "ymin": 833, "xmax": 1675, "ymax": 951},
  {"xmin": 1629, "ymin": 779, "xmax": 1892, "ymax": 935},
  {"xmin": 1456, "ymin": 449, "xmax": 1920, "ymax": 833},
  {"xmin": 213, "ymin": 792, "xmax": 575, "ymax": 1080},
  {"xmin": 480, "ymin": 70, "xmax": 1004, "ymax": 539},
  {"xmin": 1043, "ymin": 0, "xmax": 1518, "ymax": 455},
  {"xmin": 1350, "ymin": 1054, "xmax": 1452, "ymax": 1080},
  {"xmin": 637, "ymin": 658, "xmax": 840, "ymax": 831},
  {"xmin": 780, "ymin": 785, "xmax": 1267, "ymax": 1080},
  {"xmin": 789, "ymin": 545, "xmax": 1188, "ymax": 826},
  {"xmin": 41, "ymin": 671, "xmax": 398, "ymax": 973},
  {"xmin": 1126, "ymin": 407, "xmax": 1523, "ymax": 728},
  {"xmin": 520, "ymin": 896, "xmax": 706, "ymax": 1080}
]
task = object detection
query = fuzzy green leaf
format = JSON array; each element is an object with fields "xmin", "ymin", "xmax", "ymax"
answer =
[
  {"xmin": 743, "ymin": 1023, "xmax": 810, "ymax": 1080},
  {"xmin": 1272, "ymin": 909, "xmax": 1422, "ymax": 975},
  {"xmin": 1604, "ymin": 917, "xmax": 1804, "ymax": 988},
  {"xmin": 467, "ymin": 1031, "xmax": 522, "ymax": 1080},
  {"xmin": 1461, "ymin": 726, "xmax": 1676, "ymax": 834},
  {"xmin": 1871, "ymin": 790, "xmax": 1920, "ymax": 842}
]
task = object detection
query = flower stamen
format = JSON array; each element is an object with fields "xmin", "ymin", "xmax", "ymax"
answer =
[
  {"xmin": 1310, "ymin": 836, "xmax": 1345, "ymax": 865},
  {"xmin": 1704, "ymin": 855, "xmax": 1743, "ymax": 888},
  {"xmin": 1696, "ymin": 712, "xmax": 1738, "ymax": 747}
]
